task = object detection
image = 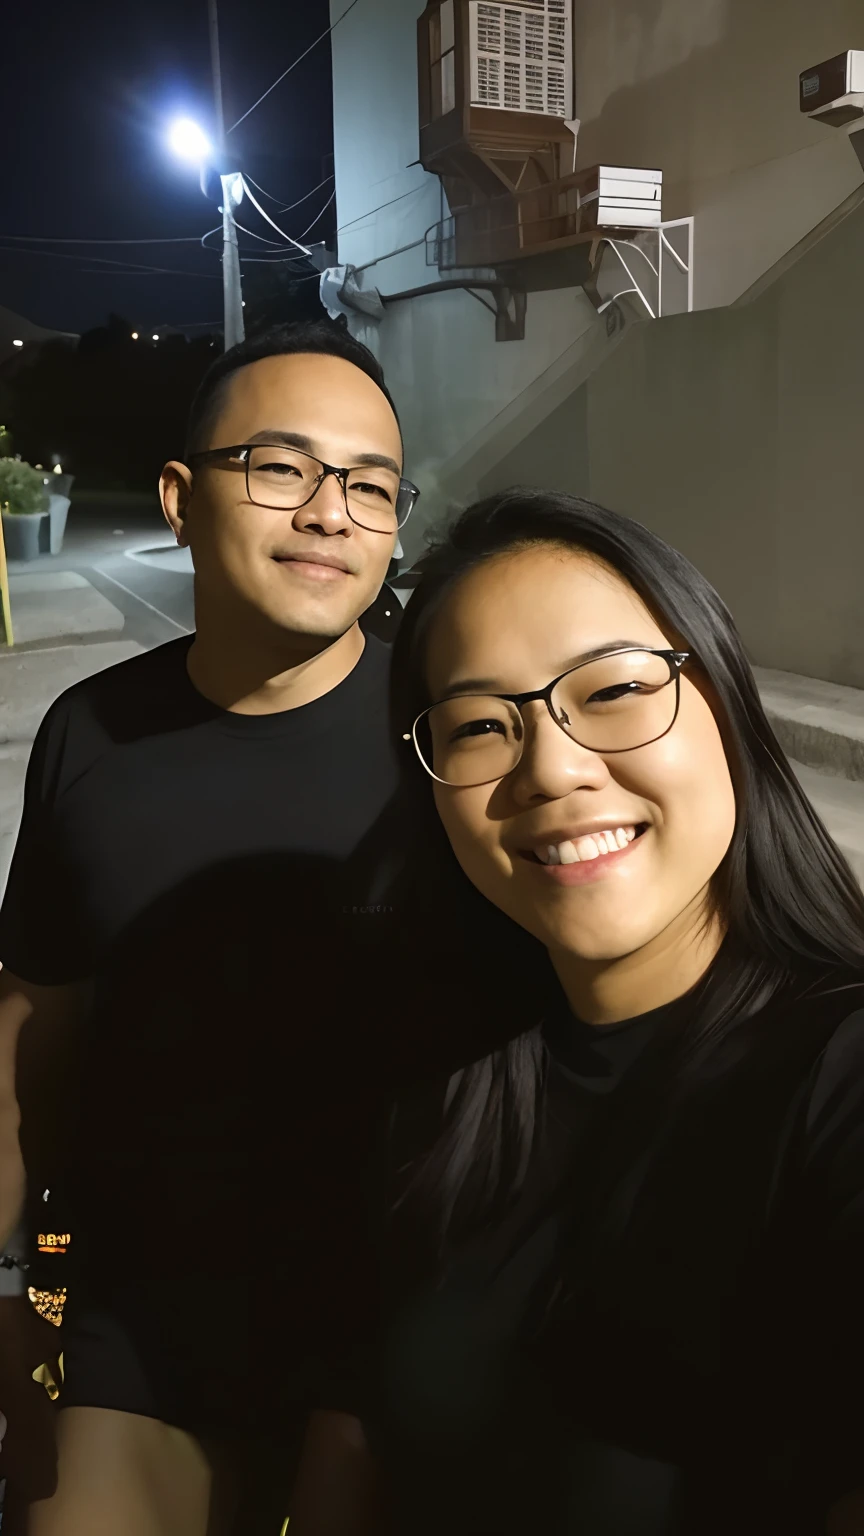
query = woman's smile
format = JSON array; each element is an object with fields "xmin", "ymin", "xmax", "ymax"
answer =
[{"xmin": 519, "ymin": 822, "xmax": 649, "ymax": 884}]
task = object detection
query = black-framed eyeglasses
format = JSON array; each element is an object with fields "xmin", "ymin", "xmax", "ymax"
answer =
[
  {"xmin": 188, "ymin": 442, "xmax": 419, "ymax": 534},
  {"xmin": 406, "ymin": 647, "xmax": 690, "ymax": 787}
]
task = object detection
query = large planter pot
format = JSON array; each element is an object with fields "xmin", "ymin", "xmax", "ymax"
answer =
[
  {"xmin": 2, "ymin": 509, "xmax": 47, "ymax": 562},
  {"xmin": 38, "ymin": 494, "xmax": 71, "ymax": 555}
]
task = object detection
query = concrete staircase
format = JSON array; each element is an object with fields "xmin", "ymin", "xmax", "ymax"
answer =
[{"xmin": 755, "ymin": 667, "xmax": 864, "ymax": 885}]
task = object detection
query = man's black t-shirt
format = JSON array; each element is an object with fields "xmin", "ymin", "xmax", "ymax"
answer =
[{"xmin": 0, "ymin": 633, "xmax": 416, "ymax": 1423}]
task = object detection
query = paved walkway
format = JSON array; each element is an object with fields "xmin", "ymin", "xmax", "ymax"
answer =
[{"xmin": 0, "ymin": 494, "xmax": 192, "ymax": 894}]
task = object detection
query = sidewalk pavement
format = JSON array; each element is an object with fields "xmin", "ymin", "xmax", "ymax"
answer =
[{"xmin": 0, "ymin": 493, "xmax": 192, "ymax": 895}]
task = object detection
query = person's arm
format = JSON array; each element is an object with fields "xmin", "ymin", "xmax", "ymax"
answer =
[
  {"xmin": 0, "ymin": 969, "xmax": 91, "ymax": 1247},
  {"xmin": 1, "ymin": 972, "xmax": 91, "ymax": 1249},
  {"xmin": 0, "ymin": 697, "xmax": 95, "ymax": 1247},
  {"xmin": 289, "ymin": 1410, "xmax": 381, "ymax": 1536}
]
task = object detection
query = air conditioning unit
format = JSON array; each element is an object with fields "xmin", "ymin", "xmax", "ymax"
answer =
[
  {"xmin": 578, "ymin": 166, "xmax": 663, "ymax": 230},
  {"xmin": 470, "ymin": 0, "xmax": 573, "ymax": 118},
  {"xmin": 800, "ymin": 50, "xmax": 864, "ymax": 126}
]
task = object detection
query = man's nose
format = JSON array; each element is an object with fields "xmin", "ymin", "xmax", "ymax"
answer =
[{"xmin": 293, "ymin": 472, "xmax": 354, "ymax": 535}]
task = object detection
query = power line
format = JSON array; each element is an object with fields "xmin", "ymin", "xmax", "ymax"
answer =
[
  {"xmin": 296, "ymin": 186, "xmax": 337, "ymax": 243},
  {"xmin": 227, "ymin": 0, "xmax": 362, "ymax": 134},
  {"xmin": 277, "ymin": 174, "xmax": 334, "ymax": 215},
  {"xmin": 240, "ymin": 179, "xmax": 312, "ymax": 255},
  {"xmin": 244, "ymin": 172, "xmax": 336, "ymax": 216},
  {"xmin": 242, "ymin": 174, "xmax": 289, "ymax": 205},
  {"xmin": 334, "ymin": 181, "xmax": 426, "ymax": 235},
  {"xmin": 0, "ymin": 232, "xmax": 206, "ymax": 245},
  {"xmin": 240, "ymin": 261, "xmax": 322, "ymax": 282},
  {"xmin": 151, "ymin": 320, "xmax": 223, "ymax": 331},
  {"xmin": 200, "ymin": 221, "xmax": 302, "ymax": 263},
  {"xmin": 232, "ymin": 221, "xmax": 291, "ymax": 247},
  {"xmin": 0, "ymin": 244, "xmax": 221, "ymax": 279}
]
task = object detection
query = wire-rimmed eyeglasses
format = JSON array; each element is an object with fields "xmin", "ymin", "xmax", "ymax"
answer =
[
  {"xmin": 406, "ymin": 647, "xmax": 690, "ymax": 787},
  {"xmin": 188, "ymin": 442, "xmax": 419, "ymax": 534}
]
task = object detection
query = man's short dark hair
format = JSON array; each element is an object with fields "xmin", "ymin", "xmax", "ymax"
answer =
[{"xmin": 184, "ymin": 318, "xmax": 399, "ymax": 460}]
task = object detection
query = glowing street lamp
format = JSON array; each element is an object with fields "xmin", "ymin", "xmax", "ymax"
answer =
[
  {"xmin": 166, "ymin": 106, "xmax": 243, "ymax": 350},
  {"xmin": 167, "ymin": 117, "xmax": 212, "ymax": 166},
  {"xmin": 164, "ymin": 4, "xmax": 244, "ymax": 352}
]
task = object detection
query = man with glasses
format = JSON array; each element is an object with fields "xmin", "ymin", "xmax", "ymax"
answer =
[{"xmin": 0, "ymin": 321, "xmax": 420, "ymax": 1533}]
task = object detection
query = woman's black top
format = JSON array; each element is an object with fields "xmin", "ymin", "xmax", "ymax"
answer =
[{"xmin": 344, "ymin": 983, "xmax": 864, "ymax": 1536}]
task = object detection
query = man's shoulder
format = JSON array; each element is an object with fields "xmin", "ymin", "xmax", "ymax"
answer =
[
  {"xmin": 33, "ymin": 636, "xmax": 196, "ymax": 789},
  {"xmin": 43, "ymin": 635, "xmax": 194, "ymax": 729}
]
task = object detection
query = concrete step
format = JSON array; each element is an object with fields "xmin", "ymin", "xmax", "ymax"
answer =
[
  {"xmin": 791, "ymin": 760, "xmax": 864, "ymax": 885},
  {"xmin": 755, "ymin": 666, "xmax": 864, "ymax": 782}
]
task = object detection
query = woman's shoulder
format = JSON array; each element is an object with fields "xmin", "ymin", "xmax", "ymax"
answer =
[
  {"xmin": 774, "ymin": 986, "xmax": 864, "ymax": 1210},
  {"xmin": 802, "ymin": 993, "xmax": 864, "ymax": 1147}
]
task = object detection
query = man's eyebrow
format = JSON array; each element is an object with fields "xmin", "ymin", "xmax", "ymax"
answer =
[
  {"xmin": 436, "ymin": 641, "xmax": 650, "ymax": 699},
  {"xmin": 244, "ymin": 430, "xmax": 401, "ymax": 476},
  {"xmin": 351, "ymin": 452, "xmax": 402, "ymax": 476}
]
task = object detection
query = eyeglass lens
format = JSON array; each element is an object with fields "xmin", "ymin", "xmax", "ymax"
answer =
[
  {"xmin": 418, "ymin": 650, "xmax": 678, "ymax": 786},
  {"xmin": 246, "ymin": 444, "xmax": 411, "ymax": 531}
]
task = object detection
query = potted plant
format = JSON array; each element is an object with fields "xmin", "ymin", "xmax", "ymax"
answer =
[
  {"xmin": 36, "ymin": 473, "xmax": 74, "ymax": 556},
  {"xmin": 0, "ymin": 459, "xmax": 50, "ymax": 562}
]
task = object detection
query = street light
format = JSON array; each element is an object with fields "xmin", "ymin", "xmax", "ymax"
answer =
[
  {"xmin": 164, "ymin": 2, "xmax": 244, "ymax": 354},
  {"xmin": 168, "ymin": 117, "xmax": 213, "ymax": 164},
  {"xmin": 12, "ymin": 340, "xmax": 23, "ymax": 348},
  {"xmin": 166, "ymin": 110, "xmax": 244, "ymax": 352}
]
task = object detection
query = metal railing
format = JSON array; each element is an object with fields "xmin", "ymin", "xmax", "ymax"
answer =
[{"xmin": 427, "ymin": 169, "xmax": 657, "ymax": 269}]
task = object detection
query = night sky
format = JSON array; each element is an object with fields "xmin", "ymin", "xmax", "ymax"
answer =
[{"xmin": 3, "ymin": 0, "xmax": 334, "ymax": 335}]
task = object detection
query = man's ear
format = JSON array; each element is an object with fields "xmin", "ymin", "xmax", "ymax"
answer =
[{"xmin": 160, "ymin": 462, "xmax": 194, "ymax": 547}]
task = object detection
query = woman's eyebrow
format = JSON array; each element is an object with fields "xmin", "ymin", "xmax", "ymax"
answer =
[{"xmin": 437, "ymin": 640, "xmax": 649, "ymax": 700}]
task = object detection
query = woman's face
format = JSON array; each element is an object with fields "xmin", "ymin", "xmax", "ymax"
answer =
[{"xmin": 423, "ymin": 545, "xmax": 737, "ymax": 966}]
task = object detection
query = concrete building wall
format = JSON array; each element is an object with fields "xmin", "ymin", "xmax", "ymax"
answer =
[
  {"xmin": 478, "ymin": 202, "xmax": 864, "ymax": 687},
  {"xmin": 573, "ymin": 0, "xmax": 864, "ymax": 307},
  {"xmin": 330, "ymin": 0, "xmax": 864, "ymax": 678},
  {"xmin": 329, "ymin": 0, "xmax": 604, "ymax": 561},
  {"xmin": 330, "ymin": 0, "xmax": 863, "ymax": 555}
]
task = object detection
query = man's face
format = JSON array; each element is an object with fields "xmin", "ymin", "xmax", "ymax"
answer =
[{"xmin": 161, "ymin": 351, "xmax": 402, "ymax": 641}]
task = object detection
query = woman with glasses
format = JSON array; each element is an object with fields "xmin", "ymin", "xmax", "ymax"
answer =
[{"xmin": 291, "ymin": 487, "xmax": 864, "ymax": 1536}]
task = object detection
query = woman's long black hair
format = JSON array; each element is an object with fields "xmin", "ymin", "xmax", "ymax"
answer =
[{"xmin": 390, "ymin": 488, "xmax": 864, "ymax": 1246}]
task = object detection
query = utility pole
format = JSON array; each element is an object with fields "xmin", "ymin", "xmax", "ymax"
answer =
[{"xmin": 208, "ymin": 0, "xmax": 245, "ymax": 350}]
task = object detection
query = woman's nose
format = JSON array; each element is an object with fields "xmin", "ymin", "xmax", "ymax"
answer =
[{"xmin": 508, "ymin": 703, "xmax": 610, "ymax": 805}]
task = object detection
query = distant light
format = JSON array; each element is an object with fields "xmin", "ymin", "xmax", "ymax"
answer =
[
  {"xmin": 12, "ymin": 339, "xmax": 23, "ymax": 348},
  {"xmin": 168, "ymin": 118, "xmax": 212, "ymax": 165},
  {"xmin": 131, "ymin": 331, "xmax": 139, "ymax": 340},
  {"xmin": 152, "ymin": 334, "xmax": 159, "ymax": 342},
  {"xmin": 53, "ymin": 464, "xmax": 62, "ymax": 475},
  {"xmin": 35, "ymin": 464, "xmax": 43, "ymax": 471},
  {"xmin": 242, "ymin": 301, "xmax": 246, "ymax": 307}
]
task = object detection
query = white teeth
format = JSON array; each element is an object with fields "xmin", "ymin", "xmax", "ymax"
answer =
[
  {"xmin": 534, "ymin": 826, "xmax": 641, "ymax": 865},
  {"xmin": 574, "ymin": 835, "xmax": 601, "ymax": 861}
]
